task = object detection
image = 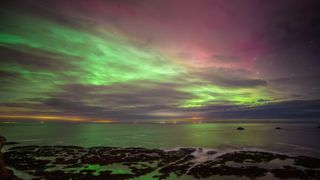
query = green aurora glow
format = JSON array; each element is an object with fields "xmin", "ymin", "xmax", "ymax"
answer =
[{"xmin": 1, "ymin": 3, "xmax": 318, "ymax": 122}]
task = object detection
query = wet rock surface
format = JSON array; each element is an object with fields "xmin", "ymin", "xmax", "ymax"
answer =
[{"xmin": 3, "ymin": 146, "xmax": 320, "ymax": 179}]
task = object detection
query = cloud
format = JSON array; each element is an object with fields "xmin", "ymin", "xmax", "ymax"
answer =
[
  {"xmin": 213, "ymin": 77, "xmax": 267, "ymax": 88},
  {"xmin": 210, "ymin": 55, "xmax": 241, "ymax": 63},
  {"xmin": 271, "ymin": 75, "xmax": 320, "ymax": 86},
  {"xmin": 195, "ymin": 67, "xmax": 268, "ymax": 88},
  {"xmin": 0, "ymin": 47, "xmax": 76, "ymax": 72},
  {"xmin": 204, "ymin": 100, "xmax": 320, "ymax": 119},
  {"xmin": 37, "ymin": 82, "xmax": 196, "ymax": 120},
  {"xmin": 1, "ymin": 0, "xmax": 320, "ymax": 122},
  {"xmin": 269, "ymin": 75, "xmax": 320, "ymax": 99}
]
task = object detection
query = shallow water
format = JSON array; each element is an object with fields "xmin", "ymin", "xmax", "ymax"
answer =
[{"xmin": 1, "ymin": 122, "xmax": 320, "ymax": 157}]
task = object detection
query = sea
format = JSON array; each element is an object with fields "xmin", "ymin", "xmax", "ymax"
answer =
[{"xmin": 1, "ymin": 122, "xmax": 320, "ymax": 157}]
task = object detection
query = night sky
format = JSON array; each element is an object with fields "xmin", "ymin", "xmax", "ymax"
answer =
[{"xmin": 0, "ymin": 0, "xmax": 320, "ymax": 122}]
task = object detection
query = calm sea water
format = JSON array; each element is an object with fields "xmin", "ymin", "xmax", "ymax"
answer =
[{"xmin": 1, "ymin": 122, "xmax": 320, "ymax": 157}]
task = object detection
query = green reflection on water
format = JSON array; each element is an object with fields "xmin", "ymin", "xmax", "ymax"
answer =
[{"xmin": 0, "ymin": 122, "xmax": 294, "ymax": 149}]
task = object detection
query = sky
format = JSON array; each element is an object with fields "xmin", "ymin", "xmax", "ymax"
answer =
[{"xmin": 0, "ymin": 0, "xmax": 320, "ymax": 122}]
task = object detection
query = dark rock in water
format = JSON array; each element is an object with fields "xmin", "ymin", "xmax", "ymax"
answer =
[
  {"xmin": 188, "ymin": 165, "xmax": 268, "ymax": 179},
  {"xmin": 4, "ymin": 142, "xmax": 20, "ymax": 145},
  {"xmin": 275, "ymin": 127, "xmax": 282, "ymax": 130},
  {"xmin": 271, "ymin": 166, "xmax": 308, "ymax": 179},
  {"xmin": 207, "ymin": 150, "xmax": 217, "ymax": 155},
  {"xmin": 2, "ymin": 145, "xmax": 320, "ymax": 179},
  {"xmin": 237, "ymin": 127, "xmax": 245, "ymax": 130},
  {"xmin": 294, "ymin": 156, "xmax": 320, "ymax": 169}
]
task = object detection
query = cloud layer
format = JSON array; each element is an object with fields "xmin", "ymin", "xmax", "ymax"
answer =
[{"xmin": 0, "ymin": 0, "xmax": 320, "ymax": 122}]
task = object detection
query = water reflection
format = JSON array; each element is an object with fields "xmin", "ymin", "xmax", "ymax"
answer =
[{"xmin": 1, "ymin": 122, "xmax": 320, "ymax": 157}]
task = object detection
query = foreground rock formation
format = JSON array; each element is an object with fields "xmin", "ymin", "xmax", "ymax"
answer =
[{"xmin": 2, "ymin": 145, "xmax": 320, "ymax": 179}]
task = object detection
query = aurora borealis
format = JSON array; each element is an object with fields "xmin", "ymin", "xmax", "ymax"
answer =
[{"xmin": 0, "ymin": 0, "xmax": 320, "ymax": 122}]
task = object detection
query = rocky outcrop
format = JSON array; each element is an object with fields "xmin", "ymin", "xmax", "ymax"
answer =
[{"xmin": 3, "ymin": 145, "xmax": 320, "ymax": 179}]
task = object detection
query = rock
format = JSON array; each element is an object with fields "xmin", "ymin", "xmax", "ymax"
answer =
[
  {"xmin": 271, "ymin": 166, "xmax": 308, "ymax": 179},
  {"xmin": 207, "ymin": 150, "xmax": 217, "ymax": 155},
  {"xmin": 237, "ymin": 127, "xmax": 245, "ymax": 130},
  {"xmin": 294, "ymin": 156, "xmax": 320, "ymax": 169}
]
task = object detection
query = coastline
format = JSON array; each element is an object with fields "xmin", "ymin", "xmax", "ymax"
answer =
[{"xmin": 2, "ymin": 144, "xmax": 320, "ymax": 179}]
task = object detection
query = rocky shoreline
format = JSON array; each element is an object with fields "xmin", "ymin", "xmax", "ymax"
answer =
[{"xmin": 1, "ymin": 141, "xmax": 320, "ymax": 179}]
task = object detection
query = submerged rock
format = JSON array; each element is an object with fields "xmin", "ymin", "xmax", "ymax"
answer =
[{"xmin": 237, "ymin": 127, "xmax": 245, "ymax": 130}]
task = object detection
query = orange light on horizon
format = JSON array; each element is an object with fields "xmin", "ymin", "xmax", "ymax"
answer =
[
  {"xmin": 191, "ymin": 116, "xmax": 204, "ymax": 120},
  {"xmin": 92, "ymin": 120, "xmax": 113, "ymax": 123},
  {"xmin": 0, "ymin": 114, "xmax": 113, "ymax": 123}
]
